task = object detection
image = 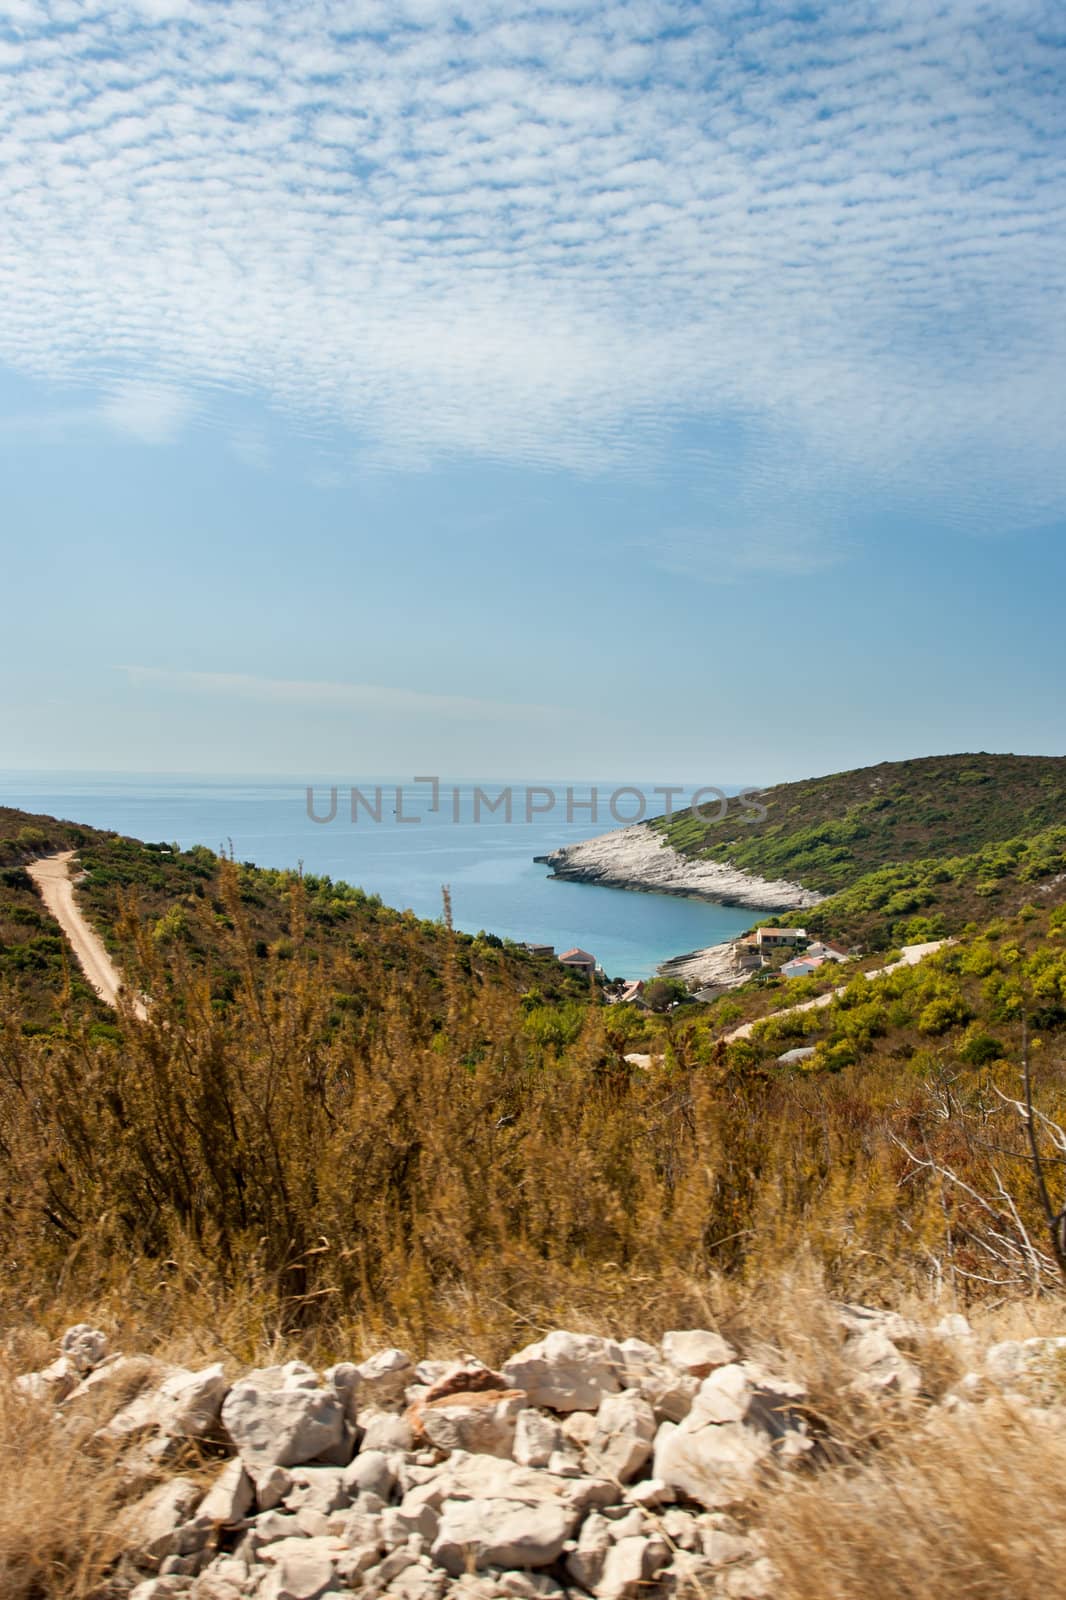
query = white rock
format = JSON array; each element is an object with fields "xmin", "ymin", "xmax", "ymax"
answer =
[
  {"xmin": 702, "ymin": 1529, "xmax": 755, "ymax": 1565},
  {"xmin": 602, "ymin": 1508, "xmax": 644, "ymax": 1540},
  {"xmin": 256, "ymin": 1467, "xmax": 294, "ymax": 1511},
  {"xmin": 837, "ymin": 1304, "xmax": 919, "ymax": 1344},
  {"xmin": 585, "ymin": 1390, "xmax": 657, "ymax": 1483},
  {"xmin": 283, "ymin": 1466, "xmax": 349, "ymax": 1516},
  {"xmin": 383, "ymin": 1562, "xmax": 449, "ymax": 1600},
  {"xmin": 658, "ymin": 1508, "xmax": 701, "ymax": 1551},
  {"xmin": 403, "ymin": 1451, "xmax": 616, "ymax": 1519},
  {"xmin": 502, "ymin": 1332, "xmax": 624, "ymax": 1412},
  {"xmin": 258, "ymin": 1536, "xmax": 338, "ymax": 1600},
  {"xmin": 381, "ymin": 1501, "xmax": 439, "ymax": 1549},
  {"xmin": 239, "ymin": 1510, "xmax": 304, "ymax": 1554},
  {"xmin": 325, "ymin": 1362, "xmax": 361, "ymax": 1426},
  {"xmin": 14, "ymin": 1356, "xmax": 78, "ymax": 1403},
  {"xmin": 342, "ymin": 1448, "xmax": 397, "ymax": 1502},
  {"xmin": 513, "ymin": 1409, "xmax": 561, "ymax": 1468},
  {"xmin": 61, "ymin": 1323, "xmax": 110, "ymax": 1374},
  {"xmin": 845, "ymin": 1329, "xmax": 921, "ymax": 1397},
  {"xmin": 492, "ymin": 1570, "xmax": 566, "ymax": 1599},
  {"xmin": 560, "ymin": 1411, "xmax": 598, "ymax": 1447},
  {"xmin": 190, "ymin": 1554, "xmax": 249, "ymax": 1599},
  {"xmin": 595, "ymin": 1534, "xmax": 670, "ymax": 1600},
  {"xmin": 626, "ymin": 1477, "xmax": 672, "ymax": 1508},
  {"xmin": 652, "ymin": 1365, "xmax": 807, "ymax": 1509},
  {"xmin": 633, "ymin": 1362, "xmax": 699, "ymax": 1424},
  {"xmin": 192, "ymin": 1460, "xmax": 254, "ymax": 1529},
  {"xmin": 934, "ymin": 1313, "xmax": 973, "ymax": 1343},
  {"xmin": 222, "ymin": 1373, "xmax": 348, "ymax": 1476},
  {"xmin": 565, "ymin": 1511, "xmax": 612, "ymax": 1590},
  {"xmin": 432, "ymin": 1496, "xmax": 574, "ymax": 1574},
  {"xmin": 357, "ymin": 1349, "xmax": 414, "ymax": 1408},
  {"xmin": 421, "ymin": 1390, "xmax": 526, "ymax": 1459},
  {"xmin": 661, "ymin": 1330, "xmax": 736, "ymax": 1378},
  {"xmin": 985, "ymin": 1336, "xmax": 1066, "ymax": 1398},
  {"xmin": 357, "ymin": 1406, "xmax": 414, "ymax": 1451},
  {"xmin": 129, "ymin": 1581, "xmax": 191, "ymax": 1600},
  {"xmin": 719, "ymin": 1555, "xmax": 778, "ymax": 1598},
  {"xmin": 121, "ymin": 1477, "xmax": 204, "ymax": 1565},
  {"xmin": 100, "ymin": 1363, "xmax": 229, "ymax": 1445}
]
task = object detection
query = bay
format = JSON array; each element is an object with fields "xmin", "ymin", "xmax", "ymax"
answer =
[{"xmin": 0, "ymin": 771, "xmax": 763, "ymax": 979}]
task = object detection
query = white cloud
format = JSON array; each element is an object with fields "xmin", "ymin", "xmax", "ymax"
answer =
[
  {"xmin": 0, "ymin": 1, "xmax": 1062, "ymax": 534},
  {"xmin": 118, "ymin": 666, "xmax": 567, "ymax": 724},
  {"xmin": 97, "ymin": 380, "xmax": 192, "ymax": 443}
]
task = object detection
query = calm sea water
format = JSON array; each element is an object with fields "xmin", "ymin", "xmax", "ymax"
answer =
[{"xmin": 0, "ymin": 772, "xmax": 764, "ymax": 979}]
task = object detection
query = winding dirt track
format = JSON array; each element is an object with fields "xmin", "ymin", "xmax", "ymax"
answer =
[
  {"xmin": 27, "ymin": 851, "xmax": 146, "ymax": 1018},
  {"xmin": 723, "ymin": 939, "xmax": 949, "ymax": 1042}
]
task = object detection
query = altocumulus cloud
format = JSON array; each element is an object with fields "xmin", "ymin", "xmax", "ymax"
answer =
[{"xmin": 0, "ymin": 0, "xmax": 1064, "ymax": 535}]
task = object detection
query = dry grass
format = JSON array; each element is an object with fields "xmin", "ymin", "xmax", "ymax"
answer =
[
  {"xmin": 4, "ymin": 1269, "xmax": 1066, "ymax": 1599},
  {"xmin": 0, "ymin": 1374, "xmax": 129, "ymax": 1600},
  {"xmin": 767, "ymin": 1397, "xmax": 1066, "ymax": 1600}
]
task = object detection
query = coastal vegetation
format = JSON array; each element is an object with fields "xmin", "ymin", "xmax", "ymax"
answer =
[{"xmin": 4, "ymin": 780, "xmax": 1066, "ymax": 1598}]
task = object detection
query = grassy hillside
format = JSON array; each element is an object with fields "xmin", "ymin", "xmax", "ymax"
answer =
[
  {"xmin": 4, "ymin": 794, "xmax": 1066, "ymax": 1360},
  {"xmin": 0, "ymin": 806, "xmax": 593, "ymax": 1031},
  {"xmin": 653, "ymin": 753, "xmax": 1066, "ymax": 894}
]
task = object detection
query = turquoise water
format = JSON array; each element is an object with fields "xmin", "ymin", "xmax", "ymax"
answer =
[{"xmin": 0, "ymin": 773, "xmax": 766, "ymax": 980}]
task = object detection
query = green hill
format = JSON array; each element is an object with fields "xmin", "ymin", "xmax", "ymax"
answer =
[
  {"xmin": 650, "ymin": 753, "xmax": 1066, "ymax": 948},
  {"xmin": 0, "ymin": 806, "xmax": 593, "ymax": 1032},
  {"xmin": 653, "ymin": 754, "xmax": 1066, "ymax": 890}
]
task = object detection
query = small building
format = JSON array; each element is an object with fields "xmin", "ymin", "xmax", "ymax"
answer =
[
  {"xmin": 618, "ymin": 979, "xmax": 646, "ymax": 1006},
  {"xmin": 781, "ymin": 955, "xmax": 825, "ymax": 980},
  {"xmin": 558, "ymin": 946, "xmax": 597, "ymax": 977},
  {"xmin": 756, "ymin": 927, "xmax": 808, "ymax": 949},
  {"xmin": 806, "ymin": 941, "xmax": 848, "ymax": 962},
  {"xmin": 523, "ymin": 942, "xmax": 555, "ymax": 958}
]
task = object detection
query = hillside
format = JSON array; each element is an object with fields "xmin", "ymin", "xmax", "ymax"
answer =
[
  {"xmin": 653, "ymin": 753, "xmax": 1066, "ymax": 894},
  {"xmin": 0, "ymin": 806, "xmax": 593, "ymax": 1031}
]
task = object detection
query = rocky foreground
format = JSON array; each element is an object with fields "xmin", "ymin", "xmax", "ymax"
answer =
[{"xmin": 13, "ymin": 1310, "xmax": 1065, "ymax": 1600}]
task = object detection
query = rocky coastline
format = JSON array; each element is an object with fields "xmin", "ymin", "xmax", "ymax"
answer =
[{"xmin": 543, "ymin": 826, "xmax": 823, "ymax": 914}]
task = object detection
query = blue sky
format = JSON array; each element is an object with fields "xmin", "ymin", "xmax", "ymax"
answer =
[{"xmin": 1, "ymin": 0, "xmax": 1064, "ymax": 785}]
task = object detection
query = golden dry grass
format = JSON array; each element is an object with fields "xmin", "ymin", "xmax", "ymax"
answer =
[{"xmin": 768, "ymin": 1396, "xmax": 1066, "ymax": 1600}]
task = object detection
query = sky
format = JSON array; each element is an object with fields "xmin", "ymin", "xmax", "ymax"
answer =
[{"xmin": 1, "ymin": 0, "xmax": 1064, "ymax": 786}]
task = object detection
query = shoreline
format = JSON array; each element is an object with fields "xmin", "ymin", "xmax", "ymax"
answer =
[
  {"xmin": 543, "ymin": 821, "xmax": 824, "ymax": 985},
  {"xmin": 544, "ymin": 821, "xmax": 823, "ymax": 912}
]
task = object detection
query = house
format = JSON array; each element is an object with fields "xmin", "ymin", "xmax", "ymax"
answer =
[
  {"xmin": 755, "ymin": 927, "xmax": 808, "ymax": 949},
  {"xmin": 618, "ymin": 980, "xmax": 646, "ymax": 1006},
  {"xmin": 781, "ymin": 955, "xmax": 825, "ymax": 980},
  {"xmin": 806, "ymin": 941, "xmax": 848, "ymax": 962},
  {"xmin": 523, "ymin": 942, "xmax": 555, "ymax": 958},
  {"xmin": 558, "ymin": 947, "xmax": 597, "ymax": 977}
]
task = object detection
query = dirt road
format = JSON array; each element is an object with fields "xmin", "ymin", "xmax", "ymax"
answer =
[
  {"xmin": 723, "ymin": 939, "xmax": 949, "ymax": 1042},
  {"xmin": 27, "ymin": 851, "xmax": 146, "ymax": 1018}
]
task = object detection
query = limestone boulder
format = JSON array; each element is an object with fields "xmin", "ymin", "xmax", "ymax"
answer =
[
  {"xmin": 119, "ymin": 1477, "xmax": 204, "ymax": 1566},
  {"xmin": 653, "ymin": 1363, "xmax": 808, "ymax": 1509},
  {"xmin": 432, "ymin": 1496, "xmax": 574, "ymax": 1574},
  {"xmin": 357, "ymin": 1348, "xmax": 414, "ymax": 1408},
  {"xmin": 501, "ymin": 1332, "xmax": 624, "ymax": 1412},
  {"xmin": 413, "ymin": 1388, "xmax": 527, "ymax": 1458},
  {"xmin": 584, "ymin": 1390, "xmax": 657, "ymax": 1483},
  {"xmin": 98, "ymin": 1363, "xmax": 229, "ymax": 1446},
  {"xmin": 661, "ymin": 1330, "xmax": 736, "ymax": 1379},
  {"xmin": 221, "ymin": 1367, "xmax": 350, "ymax": 1479}
]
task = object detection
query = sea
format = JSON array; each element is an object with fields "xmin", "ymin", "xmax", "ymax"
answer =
[{"xmin": 0, "ymin": 772, "xmax": 764, "ymax": 980}]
